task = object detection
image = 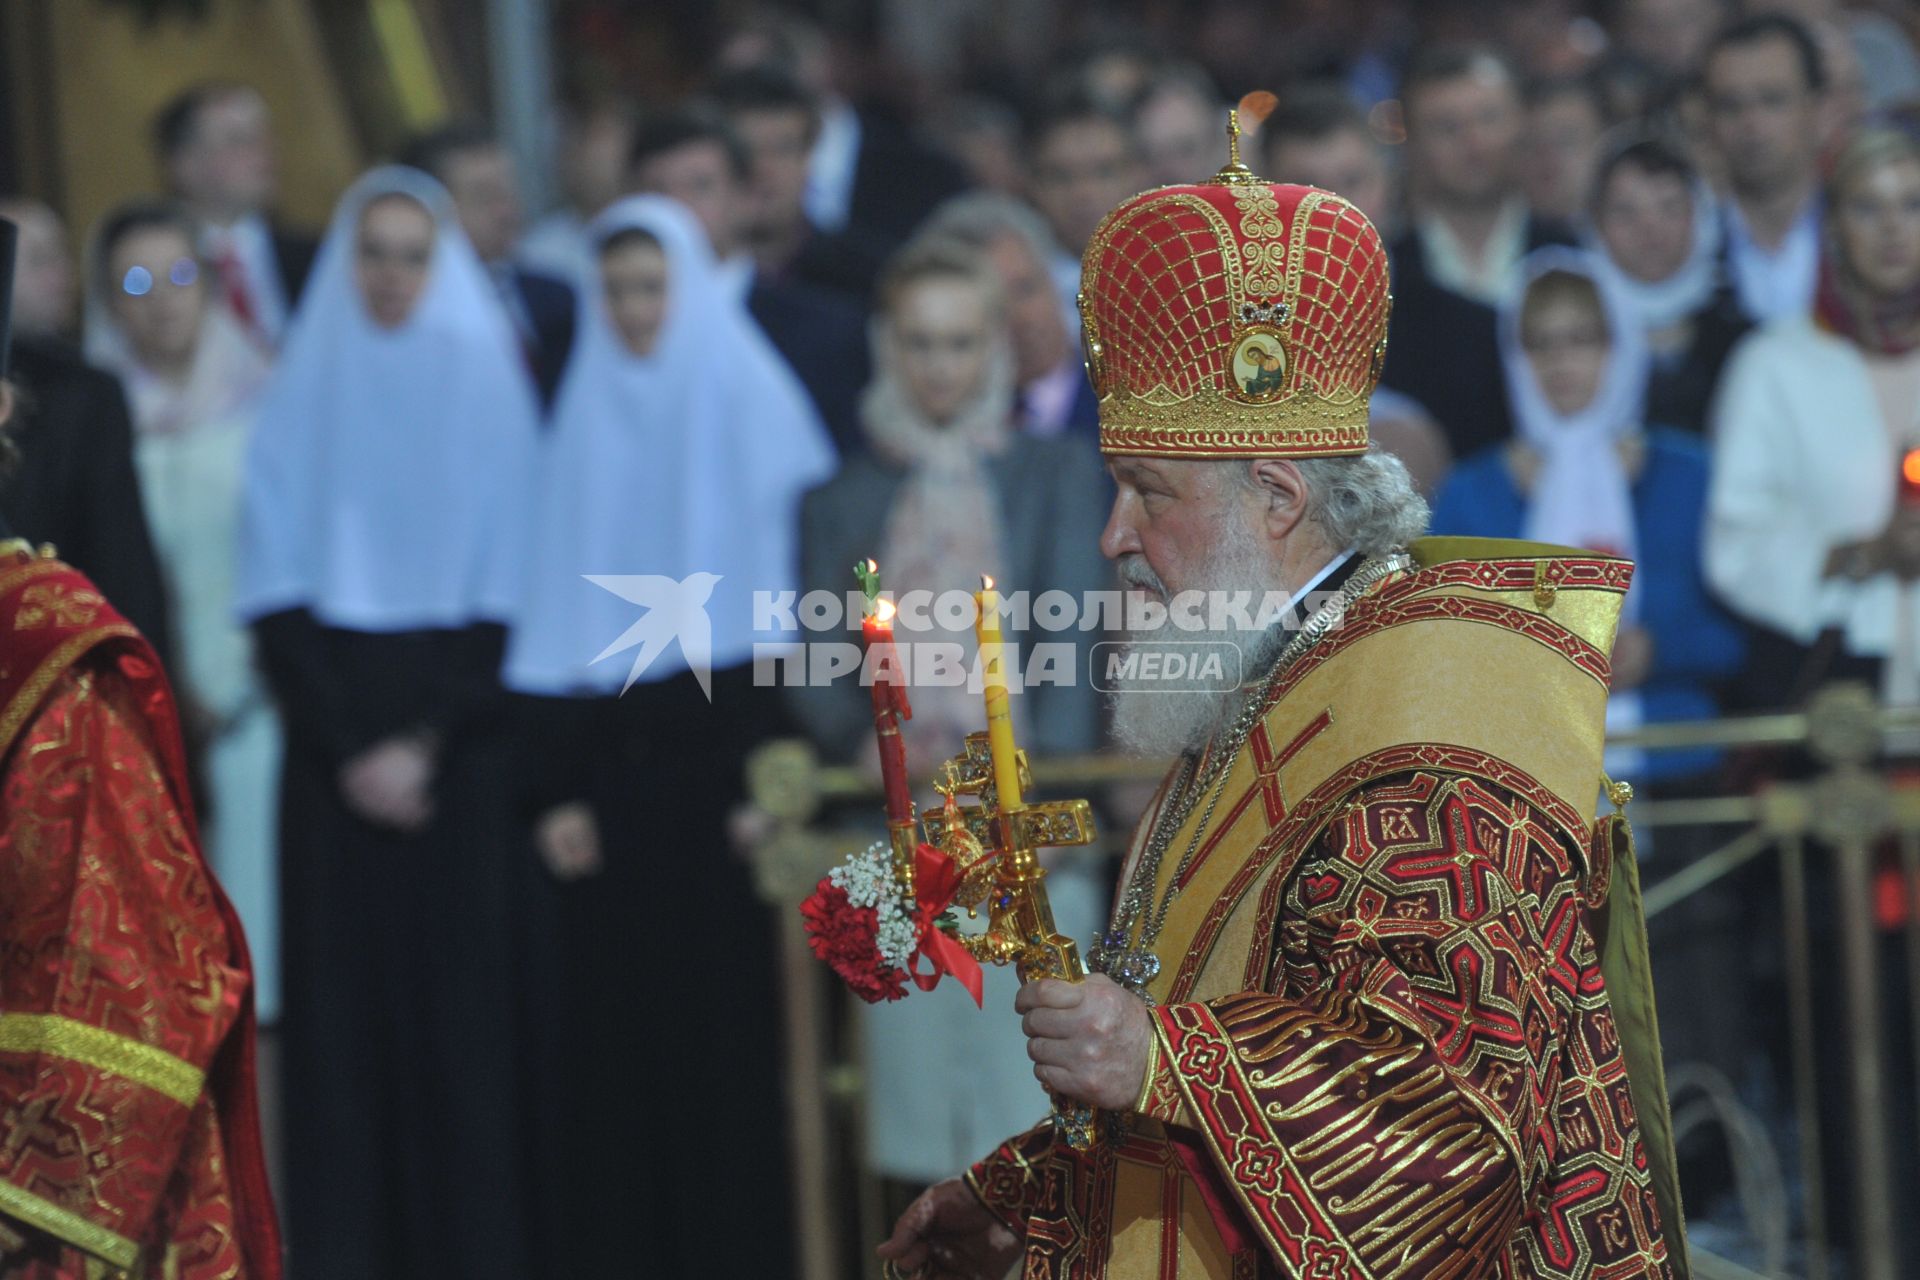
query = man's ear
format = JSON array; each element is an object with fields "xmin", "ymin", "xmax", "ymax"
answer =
[{"xmin": 1246, "ymin": 458, "xmax": 1310, "ymax": 543}]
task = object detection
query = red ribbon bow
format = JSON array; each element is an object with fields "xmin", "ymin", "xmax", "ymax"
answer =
[{"xmin": 906, "ymin": 842, "xmax": 986, "ymax": 1007}]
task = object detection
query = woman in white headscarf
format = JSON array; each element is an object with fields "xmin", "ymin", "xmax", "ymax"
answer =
[
  {"xmin": 235, "ymin": 166, "xmax": 544, "ymax": 1280},
  {"xmin": 1588, "ymin": 132, "xmax": 1753, "ymax": 433},
  {"xmin": 1431, "ymin": 246, "xmax": 1744, "ymax": 787},
  {"xmin": 84, "ymin": 200, "xmax": 282, "ymax": 1025},
  {"xmin": 500, "ymin": 194, "xmax": 834, "ymax": 1276}
]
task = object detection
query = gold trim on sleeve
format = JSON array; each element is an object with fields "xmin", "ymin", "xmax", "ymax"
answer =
[
  {"xmin": 0, "ymin": 1175, "xmax": 140, "ymax": 1269},
  {"xmin": 0, "ymin": 1013, "xmax": 204, "ymax": 1106}
]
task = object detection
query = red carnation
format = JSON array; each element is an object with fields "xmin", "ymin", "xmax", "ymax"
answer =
[{"xmin": 800, "ymin": 877, "xmax": 909, "ymax": 1003}]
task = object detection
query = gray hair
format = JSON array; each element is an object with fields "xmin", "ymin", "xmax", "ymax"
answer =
[
  {"xmin": 1225, "ymin": 446, "xmax": 1429, "ymax": 558},
  {"xmin": 920, "ymin": 192, "xmax": 1064, "ymax": 272}
]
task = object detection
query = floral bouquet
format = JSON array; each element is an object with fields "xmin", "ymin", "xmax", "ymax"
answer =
[{"xmin": 800, "ymin": 829, "xmax": 987, "ymax": 1006}]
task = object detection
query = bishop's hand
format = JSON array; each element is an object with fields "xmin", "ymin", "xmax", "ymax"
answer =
[
  {"xmin": 1017, "ymin": 974, "xmax": 1152, "ymax": 1111},
  {"xmin": 877, "ymin": 1177, "xmax": 1019, "ymax": 1280}
]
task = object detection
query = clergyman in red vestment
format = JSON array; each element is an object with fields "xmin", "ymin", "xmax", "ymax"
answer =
[{"xmin": 0, "ymin": 290, "xmax": 281, "ymax": 1274}]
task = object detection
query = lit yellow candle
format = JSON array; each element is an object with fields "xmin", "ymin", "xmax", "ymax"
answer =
[{"xmin": 975, "ymin": 575, "xmax": 1024, "ymax": 809}]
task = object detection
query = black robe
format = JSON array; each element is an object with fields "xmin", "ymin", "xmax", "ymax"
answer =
[
  {"xmin": 255, "ymin": 610, "xmax": 554, "ymax": 1280},
  {"xmin": 2, "ymin": 336, "xmax": 171, "ymax": 665},
  {"xmin": 512, "ymin": 662, "xmax": 796, "ymax": 1278}
]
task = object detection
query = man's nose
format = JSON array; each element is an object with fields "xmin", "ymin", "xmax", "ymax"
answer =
[{"xmin": 1100, "ymin": 494, "xmax": 1142, "ymax": 561}]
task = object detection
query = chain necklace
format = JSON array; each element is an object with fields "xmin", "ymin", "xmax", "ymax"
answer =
[{"xmin": 1091, "ymin": 552, "xmax": 1413, "ymax": 1000}]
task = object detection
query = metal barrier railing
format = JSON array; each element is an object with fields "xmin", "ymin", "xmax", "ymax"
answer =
[{"xmin": 745, "ymin": 683, "xmax": 1920, "ymax": 1280}]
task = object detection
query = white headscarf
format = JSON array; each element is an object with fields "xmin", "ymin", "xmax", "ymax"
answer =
[
  {"xmin": 1587, "ymin": 180, "xmax": 1725, "ymax": 335},
  {"xmin": 502, "ymin": 196, "xmax": 835, "ymax": 695},
  {"xmin": 860, "ymin": 289, "xmax": 1020, "ymax": 775},
  {"xmin": 233, "ymin": 166, "xmax": 541, "ymax": 631},
  {"xmin": 1504, "ymin": 247, "xmax": 1654, "ymax": 779},
  {"xmin": 1501, "ymin": 246, "xmax": 1648, "ymax": 566}
]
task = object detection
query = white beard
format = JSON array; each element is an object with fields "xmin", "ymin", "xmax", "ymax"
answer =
[{"xmin": 1108, "ymin": 518, "xmax": 1293, "ymax": 760}]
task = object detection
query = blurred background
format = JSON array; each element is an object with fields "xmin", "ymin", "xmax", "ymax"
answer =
[{"xmin": 3, "ymin": 1, "xmax": 1919, "ymax": 1277}]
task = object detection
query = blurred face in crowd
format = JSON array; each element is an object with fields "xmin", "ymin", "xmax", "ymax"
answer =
[
  {"xmin": 354, "ymin": 195, "xmax": 436, "ymax": 330},
  {"xmin": 1404, "ymin": 63, "xmax": 1525, "ymax": 210},
  {"xmin": 1612, "ymin": 0, "xmax": 1728, "ymax": 79},
  {"xmin": 888, "ymin": 273, "xmax": 996, "ymax": 426},
  {"xmin": 0, "ymin": 199, "xmax": 78, "ymax": 339},
  {"xmin": 1134, "ymin": 84, "xmax": 1221, "ymax": 188},
  {"xmin": 948, "ymin": 122, "xmax": 1026, "ymax": 196},
  {"xmin": 1704, "ymin": 35, "xmax": 1825, "ymax": 201},
  {"xmin": 630, "ymin": 140, "xmax": 749, "ymax": 259},
  {"xmin": 169, "ymin": 88, "xmax": 277, "ymax": 220},
  {"xmin": 983, "ymin": 230, "xmax": 1069, "ymax": 384},
  {"xmin": 1267, "ymin": 128, "xmax": 1393, "ymax": 232},
  {"xmin": 1520, "ymin": 277, "xmax": 1611, "ymax": 418},
  {"xmin": 438, "ymin": 143, "xmax": 523, "ymax": 265},
  {"xmin": 561, "ymin": 105, "xmax": 634, "ymax": 219},
  {"xmin": 730, "ymin": 106, "xmax": 816, "ymax": 239},
  {"xmin": 1832, "ymin": 153, "xmax": 1920, "ymax": 300},
  {"xmin": 105, "ymin": 224, "xmax": 206, "ymax": 373},
  {"xmin": 1594, "ymin": 162, "xmax": 1697, "ymax": 284},
  {"xmin": 600, "ymin": 233, "xmax": 671, "ymax": 358},
  {"xmin": 1031, "ymin": 117, "xmax": 1144, "ymax": 254},
  {"xmin": 1523, "ymin": 89, "xmax": 1606, "ymax": 223}
]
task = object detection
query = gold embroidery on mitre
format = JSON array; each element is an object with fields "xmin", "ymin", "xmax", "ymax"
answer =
[
  {"xmin": 1233, "ymin": 184, "xmax": 1289, "ymax": 297},
  {"xmin": 1096, "ymin": 386, "xmax": 1370, "ymax": 459},
  {"xmin": 1082, "ymin": 181, "xmax": 1385, "ymax": 458}
]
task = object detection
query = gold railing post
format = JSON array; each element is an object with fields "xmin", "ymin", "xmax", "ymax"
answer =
[
  {"xmin": 1776, "ymin": 832, "xmax": 1830, "ymax": 1280},
  {"xmin": 745, "ymin": 740, "xmax": 845, "ymax": 1280},
  {"xmin": 1901, "ymin": 830, "xmax": 1920, "ymax": 1150},
  {"xmin": 1829, "ymin": 833, "xmax": 1897, "ymax": 1280},
  {"xmin": 1804, "ymin": 687, "xmax": 1899, "ymax": 1280}
]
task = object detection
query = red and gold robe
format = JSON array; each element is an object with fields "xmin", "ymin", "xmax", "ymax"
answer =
[
  {"xmin": 0, "ymin": 544, "xmax": 280, "ymax": 1278},
  {"xmin": 968, "ymin": 539, "xmax": 1684, "ymax": 1279}
]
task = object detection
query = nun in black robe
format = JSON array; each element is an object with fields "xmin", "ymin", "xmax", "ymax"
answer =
[{"xmin": 235, "ymin": 167, "xmax": 552, "ymax": 1280}]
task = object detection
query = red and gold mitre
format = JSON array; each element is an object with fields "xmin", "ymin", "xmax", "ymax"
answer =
[{"xmin": 1079, "ymin": 107, "xmax": 1390, "ymax": 459}]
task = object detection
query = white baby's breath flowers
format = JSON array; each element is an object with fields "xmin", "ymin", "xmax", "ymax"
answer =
[{"xmin": 829, "ymin": 840, "xmax": 919, "ymax": 971}]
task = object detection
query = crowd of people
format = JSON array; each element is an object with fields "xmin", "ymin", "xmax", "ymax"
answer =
[{"xmin": 3, "ymin": 0, "xmax": 1919, "ymax": 1274}]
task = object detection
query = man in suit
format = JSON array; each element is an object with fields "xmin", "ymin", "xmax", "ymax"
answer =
[
  {"xmin": 627, "ymin": 106, "xmax": 870, "ymax": 456},
  {"xmin": 154, "ymin": 83, "xmax": 316, "ymax": 348},
  {"xmin": 1386, "ymin": 47, "xmax": 1574, "ymax": 457},
  {"xmin": 402, "ymin": 123, "xmax": 576, "ymax": 407},
  {"xmin": 923, "ymin": 193, "xmax": 1099, "ymax": 440},
  {"xmin": 712, "ymin": 5, "xmax": 971, "ymax": 244},
  {"xmin": 707, "ymin": 66, "xmax": 888, "ymax": 301},
  {"xmin": 1027, "ymin": 93, "xmax": 1149, "ymax": 323},
  {"xmin": 1700, "ymin": 13, "xmax": 1830, "ymax": 324}
]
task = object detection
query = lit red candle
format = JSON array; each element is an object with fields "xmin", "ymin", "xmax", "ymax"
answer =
[{"xmin": 859, "ymin": 563, "xmax": 914, "ymax": 825}]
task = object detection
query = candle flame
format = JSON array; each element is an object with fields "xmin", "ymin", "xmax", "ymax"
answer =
[
  {"xmin": 863, "ymin": 557, "xmax": 878, "ymax": 574},
  {"xmin": 981, "ymin": 574, "xmax": 995, "ymax": 591},
  {"xmin": 875, "ymin": 596, "xmax": 897, "ymax": 623},
  {"xmin": 1903, "ymin": 449, "xmax": 1920, "ymax": 487}
]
